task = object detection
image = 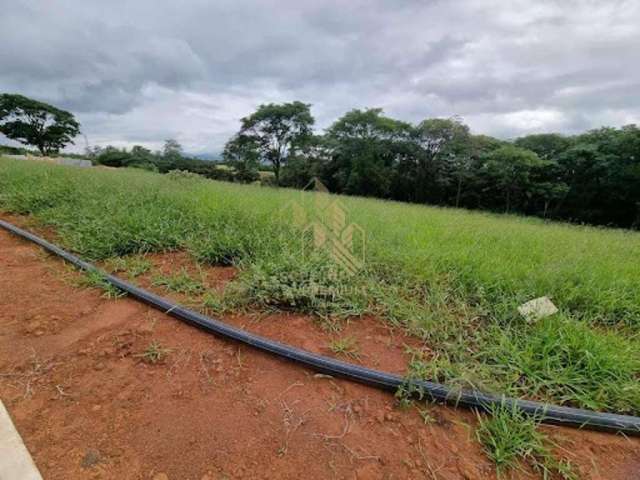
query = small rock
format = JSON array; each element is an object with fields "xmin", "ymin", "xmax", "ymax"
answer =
[
  {"xmin": 153, "ymin": 473, "xmax": 169, "ymax": 480},
  {"xmin": 93, "ymin": 362, "xmax": 106, "ymax": 371},
  {"xmin": 80, "ymin": 449, "xmax": 101, "ymax": 469}
]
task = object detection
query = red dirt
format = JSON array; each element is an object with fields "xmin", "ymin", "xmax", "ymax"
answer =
[{"xmin": 1, "ymin": 219, "xmax": 639, "ymax": 479}]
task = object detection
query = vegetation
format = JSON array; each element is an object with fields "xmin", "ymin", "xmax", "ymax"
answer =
[
  {"xmin": 328, "ymin": 336, "xmax": 360, "ymax": 359},
  {"xmin": 2, "ymin": 93, "xmax": 638, "ymax": 228},
  {"xmin": 135, "ymin": 341, "xmax": 172, "ymax": 364},
  {"xmin": 223, "ymin": 105, "xmax": 640, "ymax": 229},
  {"xmin": 106, "ymin": 255, "xmax": 152, "ymax": 278},
  {"xmin": 0, "ymin": 94, "xmax": 80, "ymax": 155},
  {"xmin": 75, "ymin": 270, "xmax": 125, "ymax": 299},
  {"xmin": 1, "ymin": 158, "xmax": 639, "ymax": 416},
  {"xmin": 225, "ymin": 101, "xmax": 313, "ymax": 183},
  {"xmin": 476, "ymin": 404, "xmax": 575, "ymax": 478},
  {"xmin": 87, "ymin": 141, "xmax": 261, "ymax": 184},
  {"xmin": 152, "ymin": 269, "xmax": 205, "ymax": 295}
]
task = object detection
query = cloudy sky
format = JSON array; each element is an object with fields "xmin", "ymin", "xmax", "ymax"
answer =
[{"xmin": 1, "ymin": 0, "xmax": 638, "ymax": 155}]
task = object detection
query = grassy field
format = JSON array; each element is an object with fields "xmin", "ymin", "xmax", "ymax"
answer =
[{"xmin": 1, "ymin": 157, "xmax": 639, "ymax": 415}]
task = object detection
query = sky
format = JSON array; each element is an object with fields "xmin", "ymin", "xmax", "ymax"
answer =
[{"xmin": 1, "ymin": 0, "xmax": 639, "ymax": 155}]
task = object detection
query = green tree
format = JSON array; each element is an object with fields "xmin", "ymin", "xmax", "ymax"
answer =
[
  {"xmin": 162, "ymin": 139, "xmax": 183, "ymax": 161},
  {"xmin": 230, "ymin": 101, "xmax": 314, "ymax": 183},
  {"xmin": 129, "ymin": 145, "xmax": 155, "ymax": 169},
  {"xmin": 514, "ymin": 133, "xmax": 573, "ymax": 160},
  {"xmin": 96, "ymin": 146, "xmax": 132, "ymax": 167},
  {"xmin": 0, "ymin": 93, "xmax": 80, "ymax": 155},
  {"xmin": 325, "ymin": 108, "xmax": 412, "ymax": 198},
  {"xmin": 222, "ymin": 134, "xmax": 260, "ymax": 183},
  {"xmin": 279, "ymin": 134, "xmax": 329, "ymax": 188},
  {"xmin": 484, "ymin": 145, "xmax": 548, "ymax": 213},
  {"xmin": 415, "ymin": 118, "xmax": 472, "ymax": 206}
]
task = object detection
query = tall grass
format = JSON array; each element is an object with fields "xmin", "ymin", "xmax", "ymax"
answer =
[{"xmin": 1, "ymin": 157, "xmax": 639, "ymax": 413}]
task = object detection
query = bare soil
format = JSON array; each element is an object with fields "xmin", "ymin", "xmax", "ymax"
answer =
[{"xmin": 1, "ymin": 216, "xmax": 639, "ymax": 479}]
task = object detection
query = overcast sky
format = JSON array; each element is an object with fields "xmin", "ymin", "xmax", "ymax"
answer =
[{"xmin": 1, "ymin": 0, "xmax": 639, "ymax": 155}]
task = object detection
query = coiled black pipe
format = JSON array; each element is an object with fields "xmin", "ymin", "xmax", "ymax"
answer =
[{"xmin": 1, "ymin": 218, "xmax": 639, "ymax": 436}]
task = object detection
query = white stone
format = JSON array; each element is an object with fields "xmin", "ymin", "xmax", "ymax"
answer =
[{"xmin": 518, "ymin": 296, "xmax": 558, "ymax": 322}]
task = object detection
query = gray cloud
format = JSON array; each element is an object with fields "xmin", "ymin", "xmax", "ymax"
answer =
[{"xmin": 1, "ymin": 0, "xmax": 639, "ymax": 154}]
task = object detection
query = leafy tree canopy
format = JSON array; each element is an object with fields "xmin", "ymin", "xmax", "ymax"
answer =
[
  {"xmin": 0, "ymin": 93, "xmax": 80, "ymax": 155},
  {"xmin": 231, "ymin": 101, "xmax": 314, "ymax": 183}
]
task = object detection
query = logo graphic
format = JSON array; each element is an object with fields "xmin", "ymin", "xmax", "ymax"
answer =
[{"xmin": 286, "ymin": 178, "xmax": 365, "ymax": 275}]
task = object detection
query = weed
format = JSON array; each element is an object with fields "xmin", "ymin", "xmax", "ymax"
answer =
[
  {"xmin": 328, "ymin": 336, "xmax": 360, "ymax": 359},
  {"xmin": 106, "ymin": 255, "xmax": 152, "ymax": 278},
  {"xmin": 417, "ymin": 407, "xmax": 435, "ymax": 425},
  {"xmin": 479, "ymin": 316, "xmax": 640, "ymax": 413},
  {"xmin": 152, "ymin": 269, "xmax": 205, "ymax": 295},
  {"xmin": 476, "ymin": 403, "xmax": 576, "ymax": 479},
  {"xmin": 135, "ymin": 341, "xmax": 171, "ymax": 364},
  {"xmin": 76, "ymin": 270, "xmax": 125, "ymax": 299},
  {"xmin": 236, "ymin": 252, "xmax": 370, "ymax": 317},
  {"xmin": 201, "ymin": 291, "xmax": 243, "ymax": 315}
]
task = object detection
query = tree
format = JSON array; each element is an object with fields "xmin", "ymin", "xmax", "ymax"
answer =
[
  {"xmin": 162, "ymin": 139, "xmax": 183, "ymax": 160},
  {"xmin": 96, "ymin": 146, "xmax": 132, "ymax": 168},
  {"xmin": 0, "ymin": 93, "xmax": 80, "ymax": 155},
  {"xmin": 414, "ymin": 117, "xmax": 472, "ymax": 205},
  {"xmin": 222, "ymin": 134, "xmax": 260, "ymax": 183},
  {"xmin": 230, "ymin": 101, "xmax": 314, "ymax": 183},
  {"xmin": 514, "ymin": 133, "xmax": 573, "ymax": 160},
  {"xmin": 484, "ymin": 145, "xmax": 548, "ymax": 213},
  {"xmin": 129, "ymin": 145, "xmax": 154, "ymax": 167},
  {"xmin": 325, "ymin": 108, "xmax": 412, "ymax": 198},
  {"xmin": 280, "ymin": 135, "xmax": 331, "ymax": 188}
]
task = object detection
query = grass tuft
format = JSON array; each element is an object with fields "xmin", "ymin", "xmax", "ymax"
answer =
[
  {"xmin": 328, "ymin": 336, "xmax": 360, "ymax": 359},
  {"xmin": 76, "ymin": 270, "xmax": 125, "ymax": 299},
  {"xmin": 152, "ymin": 269, "xmax": 205, "ymax": 295},
  {"xmin": 106, "ymin": 255, "xmax": 152, "ymax": 278},
  {"xmin": 476, "ymin": 403, "xmax": 576, "ymax": 479},
  {"xmin": 135, "ymin": 341, "xmax": 171, "ymax": 364}
]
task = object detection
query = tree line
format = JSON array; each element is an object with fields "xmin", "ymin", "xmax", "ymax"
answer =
[
  {"xmin": 224, "ymin": 102, "xmax": 640, "ymax": 229},
  {"xmin": 2, "ymin": 93, "xmax": 639, "ymax": 228}
]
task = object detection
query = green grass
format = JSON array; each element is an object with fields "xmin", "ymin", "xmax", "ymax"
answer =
[
  {"xmin": 135, "ymin": 341, "xmax": 172, "ymax": 364},
  {"xmin": 328, "ymin": 336, "xmax": 360, "ymax": 359},
  {"xmin": 106, "ymin": 255, "xmax": 152, "ymax": 278},
  {"xmin": 1, "ymin": 157, "xmax": 639, "ymax": 414},
  {"xmin": 75, "ymin": 269, "xmax": 126, "ymax": 299},
  {"xmin": 476, "ymin": 403, "xmax": 576, "ymax": 479},
  {"xmin": 152, "ymin": 269, "xmax": 205, "ymax": 295}
]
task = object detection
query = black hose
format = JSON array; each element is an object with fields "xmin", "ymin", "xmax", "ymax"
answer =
[{"xmin": 1, "ymin": 218, "xmax": 639, "ymax": 436}]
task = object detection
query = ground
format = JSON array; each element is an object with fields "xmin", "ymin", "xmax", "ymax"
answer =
[{"xmin": 1, "ymin": 220, "xmax": 639, "ymax": 480}]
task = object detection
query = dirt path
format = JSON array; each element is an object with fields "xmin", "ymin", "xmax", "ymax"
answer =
[{"xmin": 0, "ymin": 223, "xmax": 639, "ymax": 479}]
